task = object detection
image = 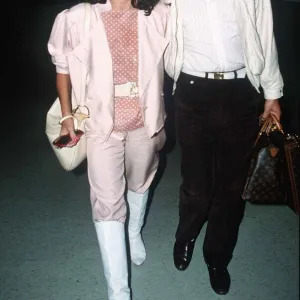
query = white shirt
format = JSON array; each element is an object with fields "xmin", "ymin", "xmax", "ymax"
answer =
[
  {"xmin": 164, "ymin": 0, "xmax": 284, "ymax": 99},
  {"xmin": 182, "ymin": 0, "xmax": 245, "ymax": 75}
]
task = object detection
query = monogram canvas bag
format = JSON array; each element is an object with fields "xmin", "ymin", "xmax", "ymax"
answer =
[{"xmin": 242, "ymin": 114, "xmax": 286, "ymax": 204}]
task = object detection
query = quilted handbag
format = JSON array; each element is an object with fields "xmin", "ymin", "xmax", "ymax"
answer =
[{"xmin": 45, "ymin": 4, "xmax": 91, "ymax": 171}]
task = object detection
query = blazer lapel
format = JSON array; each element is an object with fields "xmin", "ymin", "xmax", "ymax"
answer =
[
  {"xmin": 138, "ymin": 11, "xmax": 169, "ymax": 100},
  {"xmin": 72, "ymin": 2, "xmax": 112, "ymax": 74},
  {"xmin": 73, "ymin": 4, "xmax": 169, "ymax": 107},
  {"xmin": 73, "ymin": 3, "xmax": 114, "ymax": 107}
]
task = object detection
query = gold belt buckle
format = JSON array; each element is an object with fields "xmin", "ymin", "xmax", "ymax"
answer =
[{"xmin": 214, "ymin": 73, "xmax": 224, "ymax": 80}]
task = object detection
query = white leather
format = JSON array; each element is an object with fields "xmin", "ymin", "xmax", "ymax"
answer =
[
  {"xmin": 95, "ymin": 221, "xmax": 131, "ymax": 300},
  {"xmin": 45, "ymin": 4, "xmax": 91, "ymax": 171},
  {"xmin": 127, "ymin": 190, "xmax": 149, "ymax": 266},
  {"xmin": 189, "ymin": 68, "xmax": 246, "ymax": 80},
  {"xmin": 46, "ymin": 101, "xmax": 89, "ymax": 171},
  {"xmin": 114, "ymin": 82, "xmax": 138, "ymax": 97}
]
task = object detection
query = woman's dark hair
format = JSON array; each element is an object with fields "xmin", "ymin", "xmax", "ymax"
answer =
[{"xmin": 86, "ymin": 0, "xmax": 159, "ymax": 16}]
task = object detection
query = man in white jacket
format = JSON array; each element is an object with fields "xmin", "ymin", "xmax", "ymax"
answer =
[{"xmin": 164, "ymin": 0, "xmax": 283, "ymax": 295}]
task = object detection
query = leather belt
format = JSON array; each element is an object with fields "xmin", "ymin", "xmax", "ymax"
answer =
[{"xmin": 187, "ymin": 68, "xmax": 246, "ymax": 80}]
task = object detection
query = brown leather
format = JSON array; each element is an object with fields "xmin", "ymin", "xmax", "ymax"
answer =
[
  {"xmin": 243, "ymin": 114, "xmax": 299, "ymax": 214},
  {"xmin": 243, "ymin": 114, "xmax": 286, "ymax": 204},
  {"xmin": 284, "ymin": 135, "xmax": 300, "ymax": 215},
  {"xmin": 242, "ymin": 137, "xmax": 286, "ymax": 204}
]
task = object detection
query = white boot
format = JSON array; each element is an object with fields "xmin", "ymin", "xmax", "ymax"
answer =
[
  {"xmin": 127, "ymin": 190, "xmax": 149, "ymax": 266},
  {"xmin": 94, "ymin": 221, "xmax": 131, "ymax": 300}
]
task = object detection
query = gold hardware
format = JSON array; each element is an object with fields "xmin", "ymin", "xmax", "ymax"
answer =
[
  {"xmin": 214, "ymin": 73, "xmax": 224, "ymax": 80},
  {"xmin": 72, "ymin": 105, "xmax": 90, "ymax": 127},
  {"xmin": 254, "ymin": 114, "xmax": 284, "ymax": 146},
  {"xmin": 73, "ymin": 105, "xmax": 90, "ymax": 117}
]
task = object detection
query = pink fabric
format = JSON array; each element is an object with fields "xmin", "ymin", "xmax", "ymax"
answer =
[
  {"xmin": 48, "ymin": 3, "xmax": 169, "ymax": 140},
  {"xmin": 87, "ymin": 127, "xmax": 166, "ymax": 222},
  {"xmin": 102, "ymin": 9, "xmax": 144, "ymax": 132},
  {"xmin": 48, "ymin": 2, "xmax": 169, "ymax": 221}
]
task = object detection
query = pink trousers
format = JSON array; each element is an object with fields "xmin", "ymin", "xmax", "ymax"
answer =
[{"xmin": 87, "ymin": 127, "xmax": 166, "ymax": 222}]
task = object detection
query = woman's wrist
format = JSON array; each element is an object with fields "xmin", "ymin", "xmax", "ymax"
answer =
[
  {"xmin": 59, "ymin": 115, "xmax": 73, "ymax": 125},
  {"xmin": 62, "ymin": 111, "xmax": 72, "ymax": 117}
]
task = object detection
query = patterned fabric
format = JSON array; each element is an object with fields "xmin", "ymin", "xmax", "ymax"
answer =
[
  {"xmin": 102, "ymin": 8, "xmax": 144, "ymax": 132},
  {"xmin": 243, "ymin": 135, "xmax": 286, "ymax": 204}
]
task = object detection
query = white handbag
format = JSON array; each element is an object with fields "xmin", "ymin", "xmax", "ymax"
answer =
[{"xmin": 45, "ymin": 4, "xmax": 91, "ymax": 171}]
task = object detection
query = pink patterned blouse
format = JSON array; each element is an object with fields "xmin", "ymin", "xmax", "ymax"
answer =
[{"xmin": 102, "ymin": 8, "xmax": 144, "ymax": 132}]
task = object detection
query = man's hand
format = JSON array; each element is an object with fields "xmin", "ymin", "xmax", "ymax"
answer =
[{"xmin": 262, "ymin": 99, "xmax": 281, "ymax": 121}]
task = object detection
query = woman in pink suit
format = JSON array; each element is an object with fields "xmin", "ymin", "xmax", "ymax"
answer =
[{"xmin": 48, "ymin": 0, "xmax": 169, "ymax": 299}]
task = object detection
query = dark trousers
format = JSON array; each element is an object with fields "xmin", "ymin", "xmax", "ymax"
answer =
[{"xmin": 175, "ymin": 72, "xmax": 259, "ymax": 267}]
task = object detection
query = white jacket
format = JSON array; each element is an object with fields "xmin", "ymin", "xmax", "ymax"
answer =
[{"xmin": 164, "ymin": 0, "xmax": 284, "ymax": 100}]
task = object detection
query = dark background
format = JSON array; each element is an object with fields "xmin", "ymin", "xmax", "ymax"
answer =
[
  {"xmin": 9, "ymin": 0, "xmax": 300, "ymax": 139},
  {"xmin": 1, "ymin": 3, "xmax": 298, "ymax": 300}
]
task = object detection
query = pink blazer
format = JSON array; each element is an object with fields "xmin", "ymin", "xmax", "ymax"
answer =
[{"xmin": 48, "ymin": 2, "xmax": 169, "ymax": 140}]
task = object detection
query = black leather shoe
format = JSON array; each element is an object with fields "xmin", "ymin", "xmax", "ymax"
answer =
[
  {"xmin": 207, "ymin": 265, "xmax": 231, "ymax": 295},
  {"xmin": 173, "ymin": 239, "xmax": 196, "ymax": 271}
]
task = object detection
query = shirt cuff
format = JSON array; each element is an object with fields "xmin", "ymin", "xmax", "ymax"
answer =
[
  {"xmin": 56, "ymin": 66, "xmax": 69, "ymax": 74},
  {"xmin": 263, "ymin": 88, "xmax": 283, "ymax": 100}
]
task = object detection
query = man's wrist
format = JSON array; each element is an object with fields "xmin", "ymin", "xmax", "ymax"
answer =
[{"xmin": 263, "ymin": 89, "xmax": 283, "ymax": 100}]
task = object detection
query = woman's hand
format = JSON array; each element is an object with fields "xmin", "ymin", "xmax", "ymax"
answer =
[
  {"xmin": 60, "ymin": 117, "xmax": 79, "ymax": 146},
  {"xmin": 56, "ymin": 73, "xmax": 78, "ymax": 145}
]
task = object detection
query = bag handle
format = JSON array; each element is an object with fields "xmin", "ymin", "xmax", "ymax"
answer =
[
  {"xmin": 269, "ymin": 114, "xmax": 284, "ymax": 134},
  {"xmin": 78, "ymin": 3, "xmax": 92, "ymax": 108},
  {"xmin": 255, "ymin": 113, "xmax": 284, "ymax": 145}
]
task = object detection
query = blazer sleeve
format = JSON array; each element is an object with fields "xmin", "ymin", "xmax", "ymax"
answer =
[
  {"xmin": 256, "ymin": 0, "xmax": 284, "ymax": 100},
  {"xmin": 47, "ymin": 10, "xmax": 72, "ymax": 74}
]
